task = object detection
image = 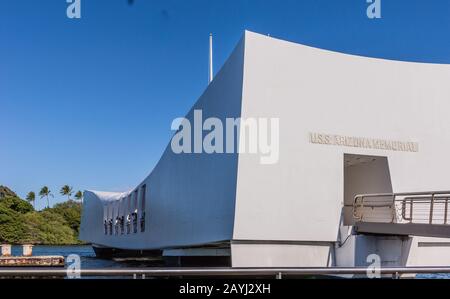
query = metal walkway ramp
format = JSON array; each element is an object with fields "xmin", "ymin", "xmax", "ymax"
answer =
[{"xmin": 352, "ymin": 191, "xmax": 450, "ymax": 238}]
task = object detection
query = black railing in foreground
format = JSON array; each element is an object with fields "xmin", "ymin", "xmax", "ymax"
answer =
[
  {"xmin": 353, "ymin": 191, "xmax": 450, "ymax": 225},
  {"xmin": 0, "ymin": 267, "xmax": 450, "ymax": 278}
]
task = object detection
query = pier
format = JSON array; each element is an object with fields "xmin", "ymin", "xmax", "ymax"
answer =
[
  {"xmin": 0, "ymin": 245, "xmax": 64, "ymax": 267},
  {"xmin": 0, "ymin": 256, "xmax": 65, "ymax": 267}
]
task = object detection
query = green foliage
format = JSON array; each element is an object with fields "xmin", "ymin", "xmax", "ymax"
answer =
[
  {"xmin": 0, "ymin": 204, "xmax": 27, "ymax": 244},
  {"xmin": 52, "ymin": 200, "xmax": 82, "ymax": 234},
  {"xmin": 74, "ymin": 190, "xmax": 83, "ymax": 201},
  {"xmin": 22, "ymin": 210, "xmax": 79, "ymax": 245},
  {"xmin": 0, "ymin": 186, "xmax": 17, "ymax": 198},
  {"xmin": 60, "ymin": 185, "xmax": 73, "ymax": 200},
  {"xmin": 39, "ymin": 186, "xmax": 50, "ymax": 198},
  {"xmin": 39, "ymin": 186, "xmax": 53, "ymax": 208},
  {"xmin": 26, "ymin": 191, "xmax": 35, "ymax": 203},
  {"xmin": 0, "ymin": 196, "xmax": 34, "ymax": 213},
  {"xmin": 0, "ymin": 191, "xmax": 82, "ymax": 245}
]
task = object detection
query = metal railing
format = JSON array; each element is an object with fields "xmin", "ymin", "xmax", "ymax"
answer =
[
  {"xmin": 2, "ymin": 267, "xmax": 450, "ymax": 278},
  {"xmin": 353, "ymin": 191, "xmax": 450, "ymax": 225}
]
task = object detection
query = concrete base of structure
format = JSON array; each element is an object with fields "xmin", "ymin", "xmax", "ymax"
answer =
[{"xmin": 0, "ymin": 256, "xmax": 64, "ymax": 267}]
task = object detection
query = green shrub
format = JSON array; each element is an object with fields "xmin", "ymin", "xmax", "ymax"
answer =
[{"xmin": 0, "ymin": 192, "xmax": 82, "ymax": 245}]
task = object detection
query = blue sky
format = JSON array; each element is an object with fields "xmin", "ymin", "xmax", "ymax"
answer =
[{"xmin": 1, "ymin": 0, "xmax": 450, "ymax": 209}]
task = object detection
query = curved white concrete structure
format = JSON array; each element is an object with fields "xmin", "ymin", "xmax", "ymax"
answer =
[{"xmin": 80, "ymin": 31, "xmax": 450, "ymax": 269}]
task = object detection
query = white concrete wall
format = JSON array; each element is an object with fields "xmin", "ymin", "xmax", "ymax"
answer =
[
  {"xmin": 233, "ymin": 31, "xmax": 450, "ymax": 245},
  {"xmin": 231, "ymin": 243, "xmax": 333, "ymax": 267},
  {"xmin": 335, "ymin": 234, "xmax": 450, "ymax": 269},
  {"xmin": 406, "ymin": 237, "xmax": 450, "ymax": 266},
  {"xmin": 335, "ymin": 234, "xmax": 410, "ymax": 268}
]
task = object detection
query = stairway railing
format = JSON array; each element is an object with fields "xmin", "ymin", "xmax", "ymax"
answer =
[{"xmin": 353, "ymin": 191, "xmax": 450, "ymax": 225}]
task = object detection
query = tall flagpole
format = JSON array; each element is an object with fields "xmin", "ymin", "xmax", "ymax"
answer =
[{"xmin": 209, "ymin": 33, "xmax": 213, "ymax": 84}]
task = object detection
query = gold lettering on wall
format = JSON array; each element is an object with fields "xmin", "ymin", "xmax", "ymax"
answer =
[{"xmin": 309, "ymin": 133, "xmax": 419, "ymax": 153}]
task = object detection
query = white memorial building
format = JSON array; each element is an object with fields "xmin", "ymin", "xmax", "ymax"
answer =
[{"xmin": 80, "ymin": 31, "xmax": 450, "ymax": 269}]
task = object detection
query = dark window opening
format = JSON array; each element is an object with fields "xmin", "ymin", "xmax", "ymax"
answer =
[{"xmin": 140, "ymin": 185, "xmax": 146, "ymax": 232}]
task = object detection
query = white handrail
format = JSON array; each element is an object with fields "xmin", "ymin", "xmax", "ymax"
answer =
[
  {"xmin": 2, "ymin": 267, "xmax": 450, "ymax": 278},
  {"xmin": 353, "ymin": 191, "xmax": 450, "ymax": 225}
]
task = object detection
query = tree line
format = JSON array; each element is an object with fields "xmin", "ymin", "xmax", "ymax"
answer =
[{"xmin": 25, "ymin": 185, "xmax": 83, "ymax": 209}]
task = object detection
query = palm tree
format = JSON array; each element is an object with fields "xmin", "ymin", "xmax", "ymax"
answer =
[
  {"xmin": 39, "ymin": 186, "xmax": 53, "ymax": 208},
  {"xmin": 74, "ymin": 190, "xmax": 83, "ymax": 203},
  {"xmin": 60, "ymin": 185, "xmax": 73, "ymax": 201},
  {"xmin": 26, "ymin": 191, "xmax": 36, "ymax": 209}
]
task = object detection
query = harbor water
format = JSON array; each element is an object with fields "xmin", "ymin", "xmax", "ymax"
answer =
[
  {"xmin": 10, "ymin": 245, "xmax": 142, "ymax": 269},
  {"xmin": 6, "ymin": 245, "xmax": 450, "ymax": 279}
]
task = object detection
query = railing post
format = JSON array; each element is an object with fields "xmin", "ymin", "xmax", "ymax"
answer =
[
  {"xmin": 353, "ymin": 196, "xmax": 364, "ymax": 221},
  {"xmin": 429, "ymin": 193, "xmax": 435, "ymax": 225},
  {"xmin": 410, "ymin": 199, "xmax": 413, "ymax": 224},
  {"xmin": 401, "ymin": 199, "xmax": 406, "ymax": 221},
  {"xmin": 445, "ymin": 199, "xmax": 449, "ymax": 225},
  {"xmin": 360, "ymin": 196, "xmax": 364, "ymax": 221},
  {"xmin": 391, "ymin": 195, "xmax": 396, "ymax": 223}
]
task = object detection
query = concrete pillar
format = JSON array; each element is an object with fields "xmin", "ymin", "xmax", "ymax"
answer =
[
  {"xmin": 22, "ymin": 244, "xmax": 33, "ymax": 257},
  {"xmin": 1, "ymin": 244, "xmax": 12, "ymax": 257}
]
